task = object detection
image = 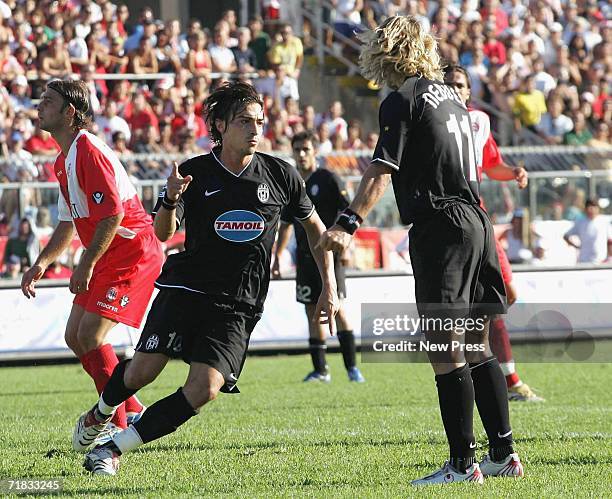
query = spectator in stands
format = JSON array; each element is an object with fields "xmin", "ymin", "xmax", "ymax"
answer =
[
  {"xmin": 537, "ymin": 95, "xmax": 574, "ymax": 145},
  {"xmin": 499, "ymin": 209, "xmax": 538, "ymax": 264},
  {"xmin": 589, "ymin": 121, "xmax": 610, "ymax": 148},
  {"xmin": 8, "ymin": 76, "xmax": 37, "ymax": 120},
  {"xmin": 106, "ymin": 36, "xmax": 129, "ymax": 75},
  {"xmin": 95, "ymin": 100, "xmax": 131, "ymax": 146},
  {"xmin": 268, "ymin": 23, "xmax": 303, "ymax": 79},
  {"xmin": 564, "ymin": 198, "xmax": 612, "ymax": 263},
  {"xmin": 39, "ymin": 37, "xmax": 72, "ymax": 79},
  {"xmin": 127, "ymin": 91, "xmax": 159, "ymax": 139},
  {"xmin": 111, "ymin": 131, "xmax": 131, "ymax": 155},
  {"xmin": 321, "ymin": 101, "xmax": 348, "ymax": 142},
  {"xmin": 1, "ymin": 254, "xmax": 21, "ymax": 280},
  {"xmin": 175, "ymin": 127, "xmax": 203, "ymax": 155},
  {"xmin": 232, "ymin": 27, "xmax": 258, "ymax": 75},
  {"xmin": 185, "ymin": 31, "xmax": 212, "ymax": 79},
  {"xmin": 247, "ymin": 16, "xmax": 271, "ymax": 72},
  {"xmin": 42, "ymin": 260, "xmax": 72, "ymax": 279},
  {"xmin": 317, "ymin": 122, "xmax": 333, "ymax": 155},
  {"xmin": 133, "ymin": 124, "xmax": 164, "ymax": 179},
  {"xmin": 155, "ymin": 26, "xmax": 182, "ymax": 74},
  {"xmin": 64, "ymin": 22, "xmax": 89, "ymax": 71},
  {"xmin": 563, "ymin": 187, "xmax": 587, "ymax": 220},
  {"xmin": 4, "ymin": 217, "xmax": 39, "ymax": 269},
  {"xmin": 301, "ymin": 104, "xmax": 316, "ymax": 131},
  {"xmin": 0, "ymin": 41, "xmax": 24, "ymax": 82},
  {"xmin": 209, "ymin": 22, "xmax": 237, "ymax": 73},
  {"xmin": 158, "ymin": 122, "xmax": 178, "ymax": 154},
  {"xmin": 345, "ymin": 120, "xmax": 364, "ymax": 150},
  {"xmin": 273, "ymin": 64, "xmax": 300, "ymax": 104},
  {"xmin": 221, "ymin": 9, "xmax": 240, "ymax": 43},
  {"xmin": 483, "ymin": 23, "xmax": 506, "ymax": 66},
  {"xmin": 512, "ymin": 74, "xmax": 547, "ymax": 134},
  {"xmin": 532, "ymin": 58, "xmax": 556, "ymax": 98},
  {"xmin": 564, "ymin": 111, "xmax": 593, "ymax": 145},
  {"xmin": 129, "ymin": 36, "xmax": 158, "ymax": 74},
  {"xmin": 171, "ymin": 95, "xmax": 207, "ymax": 140},
  {"xmin": 33, "ymin": 206, "xmax": 53, "ymax": 238},
  {"xmin": 6, "ymin": 132, "xmax": 37, "ymax": 182}
]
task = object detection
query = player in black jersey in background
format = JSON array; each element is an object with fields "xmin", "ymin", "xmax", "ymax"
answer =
[
  {"xmin": 74, "ymin": 81, "xmax": 339, "ymax": 476},
  {"xmin": 319, "ymin": 16, "xmax": 523, "ymax": 485},
  {"xmin": 272, "ymin": 131, "xmax": 365, "ymax": 383}
]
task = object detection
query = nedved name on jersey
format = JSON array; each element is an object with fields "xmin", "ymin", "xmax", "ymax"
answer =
[{"xmin": 422, "ymin": 83, "xmax": 464, "ymax": 109}]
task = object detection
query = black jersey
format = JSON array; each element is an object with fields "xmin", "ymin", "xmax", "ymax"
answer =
[
  {"xmin": 281, "ymin": 168, "xmax": 349, "ymax": 257},
  {"xmin": 372, "ymin": 76, "xmax": 480, "ymax": 225},
  {"xmin": 152, "ymin": 148, "xmax": 314, "ymax": 310}
]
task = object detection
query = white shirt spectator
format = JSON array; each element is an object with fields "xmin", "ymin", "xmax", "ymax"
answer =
[
  {"xmin": 0, "ymin": 0, "xmax": 11, "ymax": 18},
  {"xmin": 534, "ymin": 70, "xmax": 556, "ymax": 97},
  {"xmin": 208, "ymin": 44, "xmax": 236, "ymax": 72},
  {"xmin": 68, "ymin": 37, "xmax": 88, "ymax": 64},
  {"xmin": 277, "ymin": 75, "xmax": 299, "ymax": 102},
  {"xmin": 537, "ymin": 113, "xmax": 573, "ymax": 139},
  {"xmin": 95, "ymin": 115, "xmax": 131, "ymax": 145},
  {"xmin": 564, "ymin": 216, "xmax": 612, "ymax": 263}
]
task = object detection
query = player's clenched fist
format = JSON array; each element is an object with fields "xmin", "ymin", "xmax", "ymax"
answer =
[
  {"xmin": 166, "ymin": 161, "xmax": 193, "ymax": 201},
  {"xmin": 317, "ymin": 225, "xmax": 353, "ymax": 253}
]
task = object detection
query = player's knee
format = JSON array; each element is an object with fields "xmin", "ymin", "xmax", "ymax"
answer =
[
  {"xmin": 64, "ymin": 327, "xmax": 80, "ymax": 354},
  {"xmin": 182, "ymin": 383, "xmax": 219, "ymax": 409}
]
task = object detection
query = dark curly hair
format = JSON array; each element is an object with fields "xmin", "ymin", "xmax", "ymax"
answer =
[
  {"xmin": 203, "ymin": 80, "xmax": 263, "ymax": 146},
  {"xmin": 47, "ymin": 79, "xmax": 93, "ymax": 130}
]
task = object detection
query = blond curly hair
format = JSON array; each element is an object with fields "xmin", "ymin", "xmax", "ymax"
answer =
[{"xmin": 358, "ymin": 16, "xmax": 444, "ymax": 89}]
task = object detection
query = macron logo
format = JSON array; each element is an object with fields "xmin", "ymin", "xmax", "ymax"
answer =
[{"xmin": 205, "ymin": 189, "xmax": 222, "ymax": 197}]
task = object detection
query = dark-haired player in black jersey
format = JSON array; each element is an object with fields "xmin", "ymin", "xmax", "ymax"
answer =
[
  {"xmin": 74, "ymin": 81, "xmax": 339, "ymax": 476},
  {"xmin": 319, "ymin": 16, "xmax": 523, "ymax": 485},
  {"xmin": 272, "ymin": 131, "xmax": 365, "ymax": 383}
]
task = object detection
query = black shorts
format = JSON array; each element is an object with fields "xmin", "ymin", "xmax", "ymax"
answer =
[
  {"xmin": 135, "ymin": 288, "xmax": 260, "ymax": 393},
  {"xmin": 295, "ymin": 252, "xmax": 346, "ymax": 304},
  {"xmin": 409, "ymin": 203, "xmax": 507, "ymax": 320}
]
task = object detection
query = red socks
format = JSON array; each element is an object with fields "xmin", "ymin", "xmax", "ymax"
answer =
[
  {"xmin": 81, "ymin": 344, "xmax": 128, "ymax": 428},
  {"xmin": 489, "ymin": 317, "xmax": 522, "ymax": 388}
]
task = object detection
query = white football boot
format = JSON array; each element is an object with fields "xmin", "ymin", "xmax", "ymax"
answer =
[
  {"xmin": 479, "ymin": 452, "xmax": 524, "ymax": 477},
  {"xmin": 411, "ymin": 461, "xmax": 484, "ymax": 486}
]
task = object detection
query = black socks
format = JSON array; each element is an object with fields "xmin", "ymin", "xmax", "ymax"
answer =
[{"xmin": 470, "ymin": 357, "xmax": 514, "ymax": 461}]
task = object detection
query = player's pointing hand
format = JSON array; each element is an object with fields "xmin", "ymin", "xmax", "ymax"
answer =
[{"xmin": 166, "ymin": 161, "xmax": 193, "ymax": 201}]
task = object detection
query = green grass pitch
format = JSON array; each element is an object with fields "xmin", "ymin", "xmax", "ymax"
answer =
[{"xmin": 0, "ymin": 348, "xmax": 610, "ymax": 497}]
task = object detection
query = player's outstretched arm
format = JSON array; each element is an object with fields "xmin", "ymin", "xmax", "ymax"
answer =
[
  {"xmin": 21, "ymin": 221, "xmax": 75, "ymax": 298},
  {"xmin": 318, "ymin": 163, "xmax": 392, "ymax": 253},
  {"xmin": 154, "ymin": 161, "xmax": 192, "ymax": 241},
  {"xmin": 300, "ymin": 211, "xmax": 339, "ymax": 336},
  {"xmin": 484, "ymin": 163, "xmax": 528, "ymax": 189},
  {"xmin": 272, "ymin": 222, "xmax": 293, "ymax": 278}
]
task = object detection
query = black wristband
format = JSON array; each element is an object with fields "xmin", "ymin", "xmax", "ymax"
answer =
[
  {"xmin": 162, "ymin": 193, "xmax": 178, "ymax": 210},
  {"xmin": 335, "ymin": 209, "xmax": 362, "ymax": 235}
]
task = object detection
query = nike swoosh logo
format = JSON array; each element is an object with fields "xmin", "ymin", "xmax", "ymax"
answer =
[
  {"xmin": 205, "ymin": 189, "xmax": 222, "ymax": 197},
  {"xmin": 498, "ymin": 430, "xmax": 512, "ymax": 438},
  {"xmin": 469, "ymin": 442, "xmax": 477, "ymax": 448}
]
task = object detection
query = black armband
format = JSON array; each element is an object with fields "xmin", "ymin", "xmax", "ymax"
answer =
[
  {"xmin": 162, "ymin": 193, "xmax": 178, "ymax": 210},
  {"xmin": 335, "ymin": 209, "xmax": 363, "ymax": 235}
]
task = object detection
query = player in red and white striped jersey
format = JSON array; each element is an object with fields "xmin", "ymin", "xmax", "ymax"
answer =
[
  {"xmin": 445, "ymin": 65, "xmax": 543, "ymax": 403},
  {"xmin": 21, "ymin": 81, "xmax": 164, "ymax": 440}
]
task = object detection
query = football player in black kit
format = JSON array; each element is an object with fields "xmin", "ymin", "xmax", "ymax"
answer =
[
  {"xmin": 272, "ymin": 131, "xmax": 365, "ymax": 383},
  {"xmin": 74, "ymin": 81, "xmax": 339, "ymax": 476},
  {"xmin": 319, "ymin": 16, "xmax": 523, "ymax": 485}
]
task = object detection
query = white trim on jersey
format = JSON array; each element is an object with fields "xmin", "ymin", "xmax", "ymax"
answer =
[
  {"xmin": 295, "ymin": 205, "xmax": 316, "ymax": 221},
  {"xmin": 212, "ymin": 149, "xmax": 252, "ymax": 178},
  {"xmin": 371, "ymin": 157, "xmax": 399, "ymax": 171}
]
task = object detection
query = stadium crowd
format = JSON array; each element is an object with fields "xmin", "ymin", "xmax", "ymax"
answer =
[{"xmin": 0, "ymin": 0, "xmax": 610, "ymax": 275}]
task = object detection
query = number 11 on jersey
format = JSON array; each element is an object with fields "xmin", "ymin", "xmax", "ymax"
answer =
[{"xmin": 446, "ymin": 113, "xmax": 478, "ymax": 182}]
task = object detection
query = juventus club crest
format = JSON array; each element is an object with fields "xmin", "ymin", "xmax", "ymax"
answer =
[{"xmin": 257, "ymin": 183, "xmax": 269, "ymax": 203}]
